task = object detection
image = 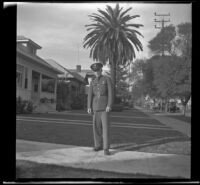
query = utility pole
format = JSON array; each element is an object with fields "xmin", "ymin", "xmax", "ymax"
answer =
[
  {"xmin": 154, "ymin": 12, "xmax": 170, "ymax": 113},
  {"xmin": 154, "ymin": 12, "xmax": 170, "ymax": 56},
  {"xmin": 77, "ymin": 43, "xmax": 79, "ymax": 65}
]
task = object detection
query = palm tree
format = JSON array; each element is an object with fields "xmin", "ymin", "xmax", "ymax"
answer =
[{"xmin": 83, "ymin": 3, "xmax": 143, "ymax": 103}]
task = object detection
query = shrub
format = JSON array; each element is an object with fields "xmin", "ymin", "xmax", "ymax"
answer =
[
  {"xmin": 51, "ymin": 98, "xmax": 55, "ymax": 103},
  {"xmin": 71, "ymin": 96, "xmax": 84, "ymax": 110},
  {"xmin": 56, "ymin": 102, "xmax": 66, "ymax": 112},
  {"xmin": 16, "ymin": 96, "xmax": 26, "ymax": 114},
  {"xmin": 25, "ymin": 101, "xmax": 35, "ymax": 113},
  {"xmin": 16, "ymin": 96, "xmax": 35, "ymax": 114},
  {"xmin": 40, "ymin": 97, "xmax": 48, "ymax": 103},
  {"xmin": 112, "ymin": 103, "xmax": 123, "ymax": 112}
]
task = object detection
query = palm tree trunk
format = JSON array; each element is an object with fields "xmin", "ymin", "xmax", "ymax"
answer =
[
  {"xmin": 183, "ymin": 105, "xmax": 186, "ymax": 116},
  {"xmin": 110, "ymin": 61, "xmax": 116, "ymax": 104}
]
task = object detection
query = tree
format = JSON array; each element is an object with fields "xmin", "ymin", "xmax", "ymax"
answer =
[
  {"xmin": 173, "ymin": 23, "xmax": 191, "ymax": 115},
  {"xmin": 175, "ymin": 23, "xmax": 191, "ymax": 58},
  {"xmin": 115, "ymin": 65, "xmax": 130, "ymax": 102},
  {"xmin": 56, "ymin": 81, "xmax": 70, "ymax": 111},
  {"xmin": 83, "ymin": 3, "xmax": 143, "ymax": 103},
  {"xmin": 129, "ymin": 58, "xmax": 156, "ymax": 107},
  {"xmin": 152, "ymin": 55, "xmax": 181, "ymax": 112},
  {"xmin": 170, "ymin": 22, "xmax": 191, "ymax": 115},
  {"xmin": 131, "ymin": 56, "xmax": 180, "ymax": 112},
  {"xmin": 173, "ymin": 58, "xmax": 191, "ymax": 115},
  {"xmin": 148, "ymin": 24, "xmax": 176, "ymax": 56},
  {"xmin": 147, "ymin": 22, "xmax": 191, "ymax": 115}
]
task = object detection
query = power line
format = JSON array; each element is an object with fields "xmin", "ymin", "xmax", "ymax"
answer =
[{"xmin": 154, "ymin": 12, "xmax": 171, "ymax": 56}]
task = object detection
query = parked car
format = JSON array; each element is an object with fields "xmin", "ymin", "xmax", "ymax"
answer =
[
  {"xmin": 168, "ymin": 102, "xmax": 180, "ymax": 113},
  {"xmin": 169, "ymin": 106, "xmax": 180, "ymax": 113}
]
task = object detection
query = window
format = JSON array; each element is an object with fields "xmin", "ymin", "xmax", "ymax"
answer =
[
  {"xmin": 17, "ymin": 64, "xmax": 24, "ymax": 88},
  {"xmin": 24, "ymin": 67, "xmax": 28, "ymax": 89},
  {"xmin": 41, "ymin": 75, "xmax": 55, "ymax": 93},
  {"xmin": 16, "ymin": 72, "xmax": 22, "ymax": 87}
]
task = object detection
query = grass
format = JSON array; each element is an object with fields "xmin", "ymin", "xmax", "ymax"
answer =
[
  {"xmin": 137, "ymin": 141, "xmax": 190, "ymax": 155},
  {"xmin": 17, "ymin": 117, "xmax": 189, "ymax": 149},
  {"xmin": 16, "ymin": 160, "xmax": 169, "ymax": 179},
  {"xmin": 167, "ymin": 115, "xmax": 191, "ymax": 124}
]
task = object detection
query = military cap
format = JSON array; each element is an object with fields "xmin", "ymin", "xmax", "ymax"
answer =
[{"xmin": 90, "ymin": 62, "xmax": 103, "ymax": 72}]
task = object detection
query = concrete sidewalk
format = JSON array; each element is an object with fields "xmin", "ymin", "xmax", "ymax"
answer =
[
  {"xmin": 16, "ymin": 139, "xmax": 190, "ymax": 178},
  {"xmin": 135, "ymin": 106, "xmax": 191, "ymax": 138}
]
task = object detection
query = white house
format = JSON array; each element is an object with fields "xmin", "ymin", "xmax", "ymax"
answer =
[{"xmin": 16, "ymin": 36, "xmax": 63, "ymax": 112}]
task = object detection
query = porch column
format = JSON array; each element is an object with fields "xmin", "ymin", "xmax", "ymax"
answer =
[
  {"xmin": 28, "ymin": 69, "xmax": 32, "ymax": 91},
  {"xmin": 54, "ymin": 77, "xmax": 57, "ymax": 101},
  {"xmin": 39, "ymin": 73, "xmax": 42, "ymax": 99}
]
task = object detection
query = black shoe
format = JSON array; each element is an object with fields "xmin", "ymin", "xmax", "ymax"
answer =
[
  {"xmin": 104, "ymin": 149, "xmax": 110, "ymax": 155},
  {"xmin": 93, "ymin": 147, "xmax": 102, "ymax": 151}
]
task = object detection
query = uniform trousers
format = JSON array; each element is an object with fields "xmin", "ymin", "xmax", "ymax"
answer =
[{"xmin": 93, "ymin": 111, "xmax": 110, "ymax": 150}]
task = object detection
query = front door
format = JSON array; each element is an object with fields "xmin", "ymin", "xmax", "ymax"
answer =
[{"xmin": 31, "ymin": 70, "xmax": 40, "ymax": 103}]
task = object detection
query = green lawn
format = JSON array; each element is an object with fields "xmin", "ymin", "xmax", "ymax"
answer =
[
  {"xmin": 16, "ymin": 109, "xmax": 190, "ymax": 157},
  {"xmin": 167, "ymin": 115, "xmax": 191, "ymax": 124},
  {"xmin": 17, "ymin": 119, "xmax": 189, "ymax": 152}
]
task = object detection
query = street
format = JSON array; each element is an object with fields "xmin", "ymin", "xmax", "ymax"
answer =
[{"xmin": 16, "ymin": 108, "xmax": 189, "ymax": 150}]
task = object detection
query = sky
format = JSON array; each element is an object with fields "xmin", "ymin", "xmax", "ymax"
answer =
[{"xmin": 14, "ymin": 2, "xmax": 191, "ymax": 70}]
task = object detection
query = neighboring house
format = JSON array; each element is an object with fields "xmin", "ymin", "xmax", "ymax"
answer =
[
  {"xmin": 68, "ymin": 65, "xmax": 95, "ymax": 94},
  {"xmin": 69, "ymin": 64, "xmax": 110, "ymax": 94},
  {"xmin": 45, "ymin": 60, "xmax": 90, "ymax": 110},
  {"xmin": 16, "ymin": 36, "xmax": 63, "ymax": 113}
]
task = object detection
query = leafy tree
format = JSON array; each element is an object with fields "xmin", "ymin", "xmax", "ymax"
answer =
[
  {"xmin": 130, "ymin": 59, "xmax": 146, "ymax": 83},
  {"xmin": 131, "ymin": 56, "xmax": 182, "ymax": 112},
  {"xmin": 147, "ymin": 22, "xmax": 191, "ymax": 114},
  {"xmin": 56, "ymin": 81, "xmax": 70, "ymax": 111},
  {"xmin": 83, "ymin": 3, "xmax": 143, "ymax": 103},
  {"xmin": 115, "ymin": 65, "xmax": 130, "ymax": 102},
  {"xmin": 173, "ymin": 22, "xmax": 191, "ymax": 115},
  {"xmin": 173, "ymin": 59, "xmax": 191, "ymax": 115},
  {"xmin": 148, "ymin": 24, "xmax": 176, "ymax": 56},
  {"xmin": 152, "ymin": 55, "xmax": 180, "ymax": 111},
  {"xmin": 131, "ymin": 79, "xmax": 145, "ymax": 106},
  {"xmin": 175, "ymin": 23, "xmax": 191, "ymax": 58},
  {"xmin": 105, "ymin": 64, "xmax": 130, "ymax": 102},
  {"xmin": 130, "ymin": 58, "xmax": 159, "ymax": 107}
]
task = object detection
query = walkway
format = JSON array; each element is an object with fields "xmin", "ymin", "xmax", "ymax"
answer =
[{"xmin": 16, "ymin": 140, "xmax": 190, "ymax": 178}]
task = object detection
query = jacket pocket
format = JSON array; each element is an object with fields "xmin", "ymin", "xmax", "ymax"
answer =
[{"xmin": 100, "ymin": 83, "xmax": 107, "ymax": 95}]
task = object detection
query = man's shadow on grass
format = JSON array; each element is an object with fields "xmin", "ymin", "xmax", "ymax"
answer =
[{"xmin": 109, "ymin": 136, "xmax": 190, "ymax": 155}]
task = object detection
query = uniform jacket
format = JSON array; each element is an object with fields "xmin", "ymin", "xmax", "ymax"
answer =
[{"xmin": 87, "ymin": 75, "xmax": 113, "ymax": 112}]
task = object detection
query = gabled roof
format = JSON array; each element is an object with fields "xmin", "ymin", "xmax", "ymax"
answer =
[
  {"xmin": 17, "ymin": 35, "xmax": 42, "ymax": 49},
  {"xmin": 68, "ymin": 72, "xmax": 85, "ymax": 83},
  {"xmin": 45, "ymin": 59, "xmax": 70, "ymax": 75},
  {"xmin": 45, "ymin": 59, "xmax": 85, "ymax": 83},
  {"xmin": 17, "ymin": 46, "xmax": 63, "ymax": 74},
  {"xmin": 68, "ymin": 69, "xmax": 95, "ymax": 78}
]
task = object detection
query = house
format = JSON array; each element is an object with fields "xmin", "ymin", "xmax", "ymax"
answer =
[
  {"xmin": 44, "ymin": 59, "xmax": 110, "ymax": 110},
  {"xmin": 68, "ymin": 64, "xmax": 111, "ymax": 94},
  {"xmin": 45, "ymin": 60, "xmax": 90, "ymax": 110},
  {"xmin": 68, "ymin": 65, "xmax": 95, "ymax": 94},
  {"xmin": 16, "ymin": 36, "xmax": 63, "ymax": 113}
]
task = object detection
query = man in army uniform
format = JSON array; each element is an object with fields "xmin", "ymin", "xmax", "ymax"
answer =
[{"xmin": 87, "ymin": 62, "xmax": 113, "ymax": 155}]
